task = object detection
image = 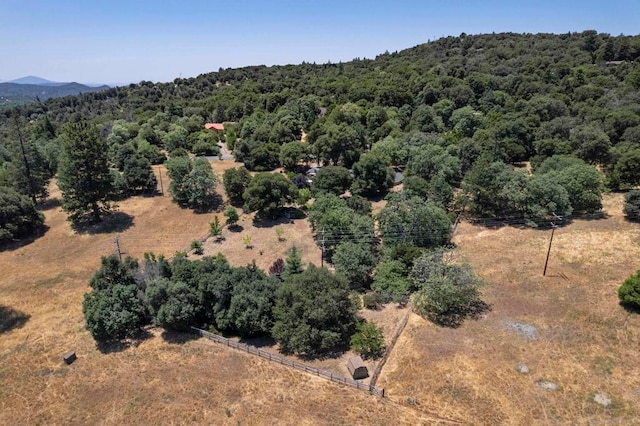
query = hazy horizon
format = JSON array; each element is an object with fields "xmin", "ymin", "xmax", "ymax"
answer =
[{"xmin": 1, "ymin": 0, "xmax": 638, "ymax": 85}]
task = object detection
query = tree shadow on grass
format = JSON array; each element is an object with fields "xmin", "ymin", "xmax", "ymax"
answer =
[
  {"xmin": 95, "ymin": 329, "xmax": 152, "ymax": 354},
  {"xmin": 238, "ymin": 335, "xmax": 277, "ymax": 349},
  {"xmin": 431, "ymin": 300, "xmax": 493, "ymax": 329},
  {"xmin": 469, "ymin": 216, "xmax": 575, "ymax": 231},
  {"xmin": 0, "ymin": 305, "xmax": 30, "ymax": 334},
  {"xmin": 72, "ymin": 212, "xmax": 134, "ymax": 235},
  {"xmin": 0, "ymin": 224, "xmax": 49, "ymax": 252},
  {"xmin": 161, "ymin": 329, "xmax": 201, "ymax": 344},
  {"xmin": 620, "ymin": 302, "xmax": 640, "ymax": 315},
  {"xmin": 279, "ymin": 339, "xmax": 351, "ymax": 362},
  {"xmin": 228, "ymin": 224, "xmax": 244, "ymax": 233},
  {"xmin": 252, "ymin": 207, "xmax": 306, "ymax": 228},
  {"xmin": 38, "ymin": 197, "xmax": 61, "ymax": 211},
  {"xmin": 187, "ymin": 194, "xmax": 224, "ymax": 215},
  {"xmin": 303, "ymin": 341, "xmax": 352, "ymax": 362},
  {"xmin": 573, "ymin": 211, "xmax": 610, "ymax": 221}
]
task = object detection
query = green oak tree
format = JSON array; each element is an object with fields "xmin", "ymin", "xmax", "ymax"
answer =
[
  {"xmin": 0, "ymin": 186, "xmax": 45, "ymax": 244},
  {"xmin": 272, "ymin": 265, "xmax": 358, "ymax": 357},
  {"xmin": 223, "ymin": 167, "xmax": 252, "ymax": 206},
  {"xmin": 243, "ymin": 172, "xmax": 298, "ymax": 218}
]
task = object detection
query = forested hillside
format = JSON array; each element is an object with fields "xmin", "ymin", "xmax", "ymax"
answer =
[
  {"xmin": 2, "ymin": 31, "xmax": 640, "ymax": 241},
  {"xmin": 0, "ymin": 82, "xmax": 109, "ymax": 108}
]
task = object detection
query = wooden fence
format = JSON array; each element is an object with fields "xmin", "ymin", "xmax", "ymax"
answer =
[
  {"xmin": 191, "ymin": 327, "xmax": 385, "ymax": 397},
  {"xmin": 369, "ymin": 307, "xmax": 412, "ymax": 388}
]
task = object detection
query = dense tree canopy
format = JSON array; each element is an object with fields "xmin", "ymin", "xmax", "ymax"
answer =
[
  {"xmin": 311, "ymin": 165, "xmax": 352, "ymax": 196},
  {"xmin": 0, "ymin": 186, "xmax": 44, "ymax": 243},
  {"xmin": 332, "ymin": 242, "xmax": 378, "ymax": 290},
  {"xmin": 83, "ymin": 255, "xmax": 146, "ymax": 342},
  {"xmin": 350, "ymin": 153, "xmax": 395, "ymax": 196},
  {"xmin": 243, "ymin": 172, "xmax": 298, "ymax": 218},
  {"xmin": 166, "ymin": 156, "xmax": 220, "ymax": 212},
  {"xmin": 378, "ymin": 195, "xmax": 451, "ymax": 248},
  {"xmin": 272, "ymin": 265, "xmax": 358, "ymax": 357},
  {"xmin": 223, "ymin": 166, "xmax": 252, "ymax": 206}
]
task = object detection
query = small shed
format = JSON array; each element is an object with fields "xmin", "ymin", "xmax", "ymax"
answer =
[{"xmin": 347, "ymin": 356, "xmax": 369, "ymax": 380}]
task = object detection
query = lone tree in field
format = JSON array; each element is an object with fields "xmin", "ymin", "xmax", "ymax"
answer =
[
  {"xmin": 282, "ymin": 245, "xmax": 304, "ymax": 280},
  {"xmin": 58, "ymin": 122, "xmax": 114, "ymax": 224},
  {"xmin": 122, "ymin": 154, "xmax": 157, "ymax": 193},
  {"xmin": 410, "ymin": 250, "xmax": 486, "ymax": 327},
  {"xmin": 223, "ymin": 205, "xmax": 239, "ymax": 227},
  {"xmin": 166, "ymin": 156, "xmax": 220, "ymax": 212}
]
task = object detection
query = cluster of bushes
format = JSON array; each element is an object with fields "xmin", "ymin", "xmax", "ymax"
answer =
[
  {"xmin": 83, "ymin": 251, "xmax": 385, "ymax": 359},
  {"xmin": 624, "ymin": 190, "xmax": 640, "ymax": 221},
  {"xmin": 306, "ymin": 185, "xmax": 484, "ymax": 327}
]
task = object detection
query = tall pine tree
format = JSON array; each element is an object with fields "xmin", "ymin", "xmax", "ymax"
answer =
[
  {"xmin": 58, "ymin": 122, "xmax": 114, "ymax": 223},
  {"xmin": 7, "ymin": 112, "xmax": 51, "ymax": 203}
]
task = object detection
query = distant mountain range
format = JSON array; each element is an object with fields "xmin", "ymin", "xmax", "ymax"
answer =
[
  {"xmin": 8, "ymin": 76, "xmax": 69, "ymax": 86},
  {"xmin": 0, "ymin": 76, "xmax": 110, "ymax": 107}
]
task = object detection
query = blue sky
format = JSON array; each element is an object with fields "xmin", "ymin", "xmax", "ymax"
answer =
[{"xmin": 1, "ymin": 0, "xmax": 638, "ymax": 85}]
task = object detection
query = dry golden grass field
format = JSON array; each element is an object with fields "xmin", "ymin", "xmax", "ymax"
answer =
[
  {"xmin": 1, "ymin": 157, "xmax": 639, "ymax": 425},
  {"xmin": 378, "ymin": 194, "xmax": 640, "ymax": 424}
]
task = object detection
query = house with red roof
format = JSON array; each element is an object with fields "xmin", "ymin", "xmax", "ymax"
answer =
[{"xmin": 205, "ymin": 123, "xmax": 225, "ymax": 131}]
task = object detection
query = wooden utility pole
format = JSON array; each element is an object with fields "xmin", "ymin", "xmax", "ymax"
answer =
[
  {"xmin": 543, "ymin": 215, "xmax": 562, "ymax": 276},
  {"xmin": 113, "ymin": 235, "xmax": 122, "ymax": 261},
  {"xmin": 320, "ymin": 229, "xmax": 326, "ymax": 268},
  {"xmin": 157, "ymin": 167, "xmax": 164, "ymax": 196}
]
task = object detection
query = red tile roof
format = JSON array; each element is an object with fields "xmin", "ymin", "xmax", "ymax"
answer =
[{"xmin": 205, "ymin": 123, "xmax": 224, "ymax": 131}]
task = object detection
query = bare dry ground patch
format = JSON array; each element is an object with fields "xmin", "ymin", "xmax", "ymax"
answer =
[{"xmin": 378, "ymin": 193, "xmax": 640, "ymax": 424}]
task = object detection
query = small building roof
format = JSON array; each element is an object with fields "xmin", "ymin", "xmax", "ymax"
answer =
[
  {"xmin": 205, "ymin": 123, "xmax": 225, "ymax": 131},
  {"xmin": 306, "ymin": 166, "xmax": 321, "ymax": 176},
  {"xmin": 347, "ymin": 356, "xmax": 368, "ymax": 379}
]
